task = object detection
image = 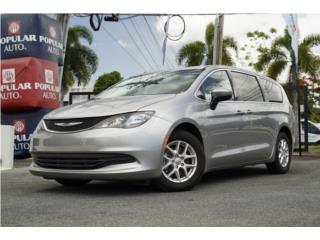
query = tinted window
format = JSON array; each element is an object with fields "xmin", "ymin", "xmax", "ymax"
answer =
[
  {"xmin": 230, "ymin": 72, "xmax": 264, "ymax": 102},
  {"xmin": 97, "ymin": 69, "xmax": 203, "ymax": 98},
  {"xmin": 197, "ymin": 71, "xmax": 232, "ymax": 100},
  {"xmin": 301, "ymin": 122, "xmax": 320, "ymax": 134},
  {"xmin": 260, "ymin": 78, "xmax": 283, "ymax": 102}
]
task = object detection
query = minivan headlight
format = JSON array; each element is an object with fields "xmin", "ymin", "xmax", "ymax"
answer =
[{"xmin": 95, "ymin": 111, "xmax": 155, "ymax": 129}]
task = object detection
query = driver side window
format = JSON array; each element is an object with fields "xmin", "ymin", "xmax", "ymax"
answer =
[{"xmin": 197, "ymin": 71, "xmax": 233, "ymax": 101}]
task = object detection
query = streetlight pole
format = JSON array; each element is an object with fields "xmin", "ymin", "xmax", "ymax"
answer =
[
  {"xmin": 213, "ymin": 14, "xmax": 224, "ymax": 65},
  {"xmin": 56, "ymin": 14, "xmax": 70, "ymax": 106}
]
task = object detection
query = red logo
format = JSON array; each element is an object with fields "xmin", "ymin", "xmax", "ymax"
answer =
[
  {"xmin": 49, "ymin": 25, "xmax": 56, "ymax": 38},
  {"xmin": 2, "ymin": 68, "xmax": 16, "ymax": 84},
  {"xmin": 8, "ymin": 21, "xmax": 21, "ymax": 35},
  {"xmin": 291, "ymin": 24, "xmax": 297, "ymax": 34},
  {"xmin": 13, "ymin": 119, "xmax": 26, "ymax": 134}
]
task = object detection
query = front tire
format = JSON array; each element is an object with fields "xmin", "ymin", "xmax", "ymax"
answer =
[
  {"xmin": 154, "ymin": 130, "xmax": 205, "ymax": 191},
  {"xmin": 55, "ymin": 179, "xmax": 91, "ymax": 186},
  {"xmin": 266, "ymin": 132, "xmax": 292, "ymax": 174}
]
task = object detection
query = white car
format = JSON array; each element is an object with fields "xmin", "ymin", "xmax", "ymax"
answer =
[{"xmin": 301, "ymin": 121, "xmax": 320, "ymax": 144}]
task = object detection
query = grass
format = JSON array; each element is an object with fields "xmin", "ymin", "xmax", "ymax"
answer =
[{"xmin": 309, "ymin": 144, "xmax": 320, "ymax": 153}]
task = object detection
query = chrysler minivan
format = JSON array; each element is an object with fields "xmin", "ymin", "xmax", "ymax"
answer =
[{"xmin": 30, "ymin": 66, "xmax": 295, "ymax": 191}]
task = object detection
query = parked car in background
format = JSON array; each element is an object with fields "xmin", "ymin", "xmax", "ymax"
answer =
[
  {"xmin": 30, "ymin": 66, "xmax": 295, "ymax": 191},
  {"xmin": 301, "ymin": 120, "xmax": 320, "ymax": 144}
]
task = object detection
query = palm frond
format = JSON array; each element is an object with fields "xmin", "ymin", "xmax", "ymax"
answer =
[
  {"xmin": 205, "ymin": 22, "xmax": 215, "ymax": 49},
  {"xmin": 267, "ymin": 60, "xmax": 287, "ymax": 79},
  {"xmin": 302, "ymin": 34, "xmax": 320, "ymax": 48},
  {"xmin": 223, "ymin": 36, "xmax": 238, "ymax": 53},
  {"xmin": 254, "ymin": 49, "xmax": 272, "ymax": 71},
  {"xmin": 70, "ymin": 26, "xmax": 93, "ymax": 45},
  {"xmin": 177, "ymin": 41, "xmax": 206, "ymax": 66}
]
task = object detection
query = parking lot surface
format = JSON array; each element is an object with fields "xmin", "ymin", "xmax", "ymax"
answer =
[{"xmin": 2, "ymin": 157, "xmax": 320, "ymax": 226}]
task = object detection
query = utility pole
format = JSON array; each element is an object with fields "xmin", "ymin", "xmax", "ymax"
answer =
[
  {"xmin": 212, "ymin": 14, "xmax": 224, "ymax": 65},
  {"xmin": 56, "ymin": 14, "xmax": 70, "ymax": 106}
]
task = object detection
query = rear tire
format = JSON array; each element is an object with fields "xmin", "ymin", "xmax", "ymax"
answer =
[
  {"xmin": 153, "ymin": 130, "xmax": 205, "ymax": 192},
  {"xmin": 266, "ymin": 132, "xmax": 292, "ymax": 174},
  {"xmin": 55, "ymin": 179, "xmax": 91, "ymax": 186}
]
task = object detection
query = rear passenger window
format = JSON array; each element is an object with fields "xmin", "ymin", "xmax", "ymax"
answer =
[
  {"xmin": 260, "ymin": 78, "xmax": 283, "ymax": 102},
  {"xmin": 230, "ymin": 72, "xmax": 264, "ymax": 102}
]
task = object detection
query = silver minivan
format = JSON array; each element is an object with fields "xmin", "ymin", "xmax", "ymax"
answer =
[{"xmin": 30, "ymin": 66, "xmax": 295, "ymax": 191}]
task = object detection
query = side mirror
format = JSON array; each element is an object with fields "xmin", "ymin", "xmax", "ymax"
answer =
[{"xmin": 210, "ymin": 89, "xmax": 232, "ymax": 110}]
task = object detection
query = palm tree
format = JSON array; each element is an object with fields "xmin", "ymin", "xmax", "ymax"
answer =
[
  {"xmin": 254, "ymin": 28, "xmax": 320, "ymax": 142},
  {"xmin": 254, "ymin": 28, "xmax": 320, "ymax": 81},
  {"xmin": 62, "ymin": 26, "xmax": 98, "ymax": 96},
  {"xmin": 177, "ymin": 22, "xmax": 238, "ymax": 66}
]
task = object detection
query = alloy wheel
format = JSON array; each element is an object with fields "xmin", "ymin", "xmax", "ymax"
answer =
[
  {"xmin": 162, "ymin": 140, "xmax": 198, "ymax": 183},
  {"xmin": 278, "ymin": 138, "xmax": 289, "ymax": 168}
]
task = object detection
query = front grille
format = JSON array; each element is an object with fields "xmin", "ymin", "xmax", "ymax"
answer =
[
  {"xmin": 33, "ymin": 153, "xmax": 136, "ymax": 170},
  {"xmin": 44, "ymin": 116, "xmax": 106, "ymax": 132}
]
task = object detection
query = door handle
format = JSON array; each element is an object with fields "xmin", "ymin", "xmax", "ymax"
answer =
[
  {"xmin": 246, "ymin": 109, "xmax": 253, "ymax": 114},
  {"xmin": 236, "ymin": 110, "xmax": 245, "ymax": 115}
]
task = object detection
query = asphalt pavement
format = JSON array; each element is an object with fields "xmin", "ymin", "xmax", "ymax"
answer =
[{"xmin": 1, "ymin": 156, "xmax": 320, "ymax": 226}]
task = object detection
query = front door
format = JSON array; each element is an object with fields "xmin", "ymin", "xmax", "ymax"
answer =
[{"xmin": 194, "ymin": 70, "xmax": 252, "ymax": 169}]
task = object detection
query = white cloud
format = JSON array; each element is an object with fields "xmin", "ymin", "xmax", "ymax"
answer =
[{"xmin": 117, "ymin": 39, "xmax": 129, "ymax": 48}]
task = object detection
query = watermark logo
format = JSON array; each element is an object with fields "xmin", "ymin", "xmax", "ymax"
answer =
[
  {"xmin": 2, "ymin": 68, "xmax": 16, "ymax": 84},
  {"xmin": 13, "ymin": 119, "xmax": 26, "ymax": 134},
  {"xmin": 8, "ymin": 21, "xmax": 21, "ymax": 35},
  {"xmin": 44, "ymin": 69, "xmax": 54, "ymax": 84},
  {"xmin": 49, "ymin": 25, "xmax": 57, "ymax": 38}
]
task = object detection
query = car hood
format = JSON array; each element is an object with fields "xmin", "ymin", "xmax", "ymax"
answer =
[{"xmin": 44, "ymin": 95, "xmax": 176, "ymax": 119}]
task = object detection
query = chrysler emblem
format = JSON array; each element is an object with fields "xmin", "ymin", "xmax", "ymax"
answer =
[{"xmin": 54, "ymin": 122, "xmax": 83, "ymax": 127}]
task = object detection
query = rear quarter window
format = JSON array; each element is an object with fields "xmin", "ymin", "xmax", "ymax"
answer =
[{"xmin": 260, "ymin": 77, "xmax": 283, "ymax": 103}]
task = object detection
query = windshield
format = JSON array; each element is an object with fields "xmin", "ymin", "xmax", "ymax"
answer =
[{"xmin": 96, "ymin": 69, "xmax": 203, "ymax": 98}]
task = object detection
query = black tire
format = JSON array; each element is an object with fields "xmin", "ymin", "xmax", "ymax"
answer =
[
  {"xmin": 266, "ymin": 132, "xmax": 292, "ymax": 174},
  {"xmin": 153, "ymin": 130, "xmax": 205, "ymax": 192},
  {"xmin": 55, "ymin": 179, "xmax": 91, "ymax": 186}
]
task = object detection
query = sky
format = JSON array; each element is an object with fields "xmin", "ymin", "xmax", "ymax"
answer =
[{"xmin": 68, "ymin": 14, "xmax": 320, "ymax": 89}]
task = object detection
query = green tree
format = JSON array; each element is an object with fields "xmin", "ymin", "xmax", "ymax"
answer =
[
  {"xmin": 253, "ymin": 28, "xmax": 320, "ymax": 142},
  {"xmin": 240, "ymin": 28, "xmax": 278, "ymax": 67},
  {"xmin": 62, "ymin": 26, "xmax": 98, "ymax": 96},
  {"xmin": 177, "ymin": 22, "xmax": 238, "ymax": 66},
  {"xmin": 254, "ymin": 28, "xmax": 320, "ymax": 82},
  {"xmin": 93, "ymin": 71, "xmax": 123, "ymax": 94}
]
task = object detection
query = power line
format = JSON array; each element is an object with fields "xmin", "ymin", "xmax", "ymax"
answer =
[
  {"xmin": 120, "ymin": 20, "xmax": 156, "ymax": 71},
  {"xmin": 156, "ymin": 16, "xmax": 178, "ymax": 67},
  {"xmin": 130, "ymin": 17, "xmax": 162, "ymax": 71},
  {"xmin": 101, "ymin": 25, "xmax": 147, "ymax": 72},
  {"xmin": 143, "ymin": 15, "xmax": 175, "ymax": 69}
]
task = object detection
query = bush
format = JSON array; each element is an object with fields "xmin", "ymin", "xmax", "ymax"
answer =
[{"xmin": 93, "ymin": 71, "xmax": 123, "ymax": 94}]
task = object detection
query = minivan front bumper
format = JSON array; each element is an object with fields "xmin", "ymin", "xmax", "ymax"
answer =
[{"xmin": 29, "ymin": 115, "xmax": 172, "ymax": 180}]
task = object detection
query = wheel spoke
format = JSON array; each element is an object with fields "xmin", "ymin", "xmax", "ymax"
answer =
[
  {"xmin": 163, "ymin": 155, "xmax": 173, "ymax": 161},
  {"xmin": 166, "ymin": 169, "xmax": 175, "ymax": 177},
  {"xmin": 162, "ymin": 162, "xmax": 172, "ymax": 171},
  {"xmin": 175, "ymin": 169, "xmax": 181, "ymax": 182},
  {"xmin": 176, "ymin": 141, "xmax": 181, "ymax": 153},
  {"xmin": 182, "ymin": 143, "xmax": 189, "ymax": 155},
  {"xmin": 182, "ymin": 166, "xmax": 189, "ymax": 178},
  {"xmin": 184, "ymin": 154, "xmax": 196, "ymax": 159},
  {"xmin": 167, "ymin": 146, "xmax": 176, "ymax": 155},
  {"xmin": 185, "ymin": 163, "xmax": 196, "ymax": 168}
]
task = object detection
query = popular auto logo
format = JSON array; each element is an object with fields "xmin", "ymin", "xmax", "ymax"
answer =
[
  {"xmin": 44, "ymin": 69, "xmax": 54, "ymax": 84},
  {"xmin": 49, "ymin": 25, "xmax": 57, "ymax": 38},
  {"xmin": 8, "ymin": 21, "xmax": 21, "ymax": 35},
  {"xmin": 2, "ymin": 68, "xmax": 16, "ymax": 84},
  {"xmin": 13, "ymin": 119, "xmax": 26, "ymax": 134}
]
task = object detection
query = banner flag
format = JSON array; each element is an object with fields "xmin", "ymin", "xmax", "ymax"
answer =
[{"xmin": 283, "ymin": 14, "xmax": 299, "ymax": 70}]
